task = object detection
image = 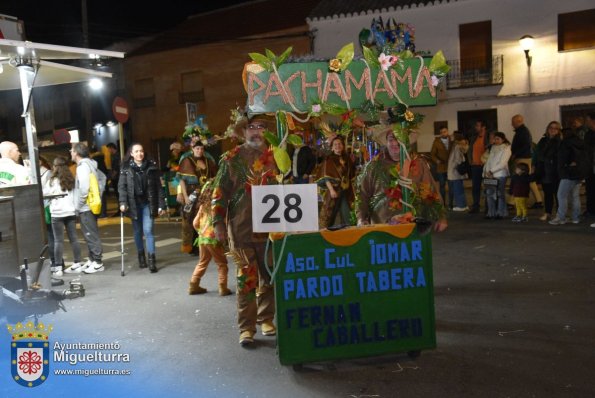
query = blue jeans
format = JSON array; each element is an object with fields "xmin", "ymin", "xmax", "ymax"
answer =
[
  {"xmin": 132, "ymin": 203, "xmax": 156, "ymax": 254},
  {"xmin": 485, "ymin": 177, "xmax": 508, "ymax": 217},
  {"xmin": 435, "ymin": 172, "xmax": 448, "ymax": 207},
  {"xmin": 52, "ymin": 215, "xmax": 82, "ymax": 266},
  {"xmin": 450, "ymin": 179, "xmax": 467, "ymax": 208},
  {"xmin": 556, "ymin": 179, "xmax": 581, "ymax": 221},
  {"xmin": 470, "ymin": 165, "xmax": 484, "ymax": 209}
]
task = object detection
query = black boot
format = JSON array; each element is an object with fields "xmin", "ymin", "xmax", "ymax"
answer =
[
  {"xmin": 138, "ymin": 251, "xmax": 147, "ymax": 268},
  {"xmin": 148, "ymin": 253, "xmax": 158, "ymax": 273}
]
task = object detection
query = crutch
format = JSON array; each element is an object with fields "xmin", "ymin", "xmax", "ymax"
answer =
[{"xmin": 120, "ymin": 211, "xmax": 125, "ymax": 277}]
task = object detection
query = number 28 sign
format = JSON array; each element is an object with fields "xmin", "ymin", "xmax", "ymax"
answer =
[{"xmin": 252, "ymin": 184, "xmax": 319, "ymax": 233}]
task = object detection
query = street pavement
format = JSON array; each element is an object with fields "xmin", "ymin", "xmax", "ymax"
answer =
[{"xmin": 2, "ymin": 205, "xmax": 594, "ymax": 397}]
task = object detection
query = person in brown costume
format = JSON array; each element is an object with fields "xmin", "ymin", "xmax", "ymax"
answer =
[
  {"xmin": 316, "ymin": 135, "xmax": 355, "ymax": 228},
  {"xmin": 211, "ymin": 115, "xmax": 278, "ymax": 346},
  {"xmin": 177, "ymin": 141, "xmax": 217, "ymax": 254}
]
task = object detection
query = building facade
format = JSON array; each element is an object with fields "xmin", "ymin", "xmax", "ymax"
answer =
[
  {"xmin": 308, "ymin": 0, "xmax": 595, "ymax": 150},
  {"xmin": 122, "ymin": 0, "xmax": 319, "ymax": 161}
]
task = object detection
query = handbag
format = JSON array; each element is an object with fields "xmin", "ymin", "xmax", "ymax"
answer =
[
  {"xmin": 455, "ymin": 159, "xmax": 470, "ymax": 175},
  {"xmin": 483, "ymin": 178, "xmax": 499, "ymax": 187},
  {"xmin": 44, "ymin": 205, "xmax": 51, "ymax": 225}
]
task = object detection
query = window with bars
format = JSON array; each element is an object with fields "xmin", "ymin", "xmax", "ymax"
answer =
[
  {"xmin": 133, "ymin": 78, "xmax": 155, "ymax": 108},
  {"xmin": 179, "ymin": 71, "xmax": 205, "ymax": 104}
]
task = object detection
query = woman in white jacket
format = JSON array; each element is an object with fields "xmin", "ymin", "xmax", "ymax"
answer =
[
  {"xmin": 43, "ymin": 156, "xmax": 82, "ymax": 276},
  {"xmin": 482, "ymin": 132, "xmax": 512, "ymax": 219}
]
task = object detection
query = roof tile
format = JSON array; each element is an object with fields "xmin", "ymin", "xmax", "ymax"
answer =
[
  {"xmin": 308, "ymin": 0, "xmax": 440, "ymax": 21},
  {"xmin": 130, "ymin": 0, "xmax": 321, "ymax": 56}
]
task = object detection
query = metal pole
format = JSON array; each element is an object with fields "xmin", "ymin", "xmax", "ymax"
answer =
[
  {"xmin": 118, "ymin": 122, "xmax": 125, "ymax": 159},
  {"xmin": 120, "ymin": 212, "xmax": 125, "ymax": 277},
  {"xmin": 118, "ymin": 120, "xmax": 126, "ymax": 276},
  {"xmin": 18, "ymin": 66, "xmax": 47, "ymax": 245}
]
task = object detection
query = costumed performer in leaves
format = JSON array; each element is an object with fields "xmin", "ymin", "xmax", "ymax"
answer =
[
  {"xmin": 177, "ymin": 140, "xmax": 218, "ymax": 254},
  {"xmin": 316, "ymin": 135, "xmax": 355, "ymax": 228},
  {"xmin": 188, "ymin": 181, "xmax": 231, "ymax": 296},
  {"xmin": 211, "ymin": 114, "xmax": 279, "ymax": 346},
  {"xmin": 356, "ymin": 125, "xmax": 448, "ymax": 232}
]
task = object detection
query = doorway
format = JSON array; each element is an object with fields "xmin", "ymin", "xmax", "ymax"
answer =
[
  {"xmin": 457, "ymin": 109, "xmax": 498, "ymax": 139},
  {"xmin": 560, "ymin": 103, "xmax": 595, "ymax": 130}
]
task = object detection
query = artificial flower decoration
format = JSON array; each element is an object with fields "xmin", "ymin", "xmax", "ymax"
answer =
[
  {"xmin": 183, "ymin": 116, "xmax": 217, "ymax": 146},
  {"xmin": 329, "ymin": 58, "xmax": 342, "ymax": 72},
  {"xmin": 378, "ymin": 52, "xmax": 398, "ymax": 71},
  {"xmin": 385, "ymin": 185, "xmax": 404, "ymax": 211},
  {"xmin": 388, "ymin": 212, "xmax": 415, "ymax": 225},
  {"xmin": 428, "ymin": 50, "xmax": 451, "ymax": 86},
  {"xmin": 387, "ymin": 104, "xmax": 425, "ymax": 132},
  {"xmin": 328, "ymin": 43, "xmax": 355, "ymax": 73},
  {"xmin": 360, "ymin": 17, "xmax": 416, "ymax": 58}
]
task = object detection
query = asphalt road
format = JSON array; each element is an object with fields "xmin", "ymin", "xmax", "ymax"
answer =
[{"xmin": 2, "ymin": 208, "xmax": 594, "ymax": 398}]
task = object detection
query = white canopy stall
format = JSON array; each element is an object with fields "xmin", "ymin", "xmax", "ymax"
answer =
[{"xmin": 0, "ymin": 38, "xmax": 124, "ymax": 279}]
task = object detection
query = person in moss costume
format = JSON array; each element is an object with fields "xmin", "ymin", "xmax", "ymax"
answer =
[
  {"xmin": 211, "ymin": 115, "xmax": 279, "ymax": 346},
  {"xmin": 176, "ymin": 141, "xmax": 217, "ymax": 254},
  {"xmin": 356, "ymin": 127, "xmax": 448, "ymax": 232}
]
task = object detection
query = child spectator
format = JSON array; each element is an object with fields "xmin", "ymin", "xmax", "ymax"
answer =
[
  {"xmin": 447, "ymin": 138, "xmax": 470, "ymax": 211},
  {"xmin": 188, "ymin": 182, "xmax": 231, "ymax": 296},
  {"xmin": 483, "ymin": 132, "xmax": 511, "ymax": 219},
  {"xmin": 510, "ymin": 163, "xmax": 531, "ymax": 222}
]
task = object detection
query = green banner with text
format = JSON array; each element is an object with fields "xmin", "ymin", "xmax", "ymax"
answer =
[
  {"xmin": 246, "ymin": 58, "xmax": 437, "ymax": 115},
  {"xmin": 272, "ymin": 224, "xmax": 435, "ymax": 365}
]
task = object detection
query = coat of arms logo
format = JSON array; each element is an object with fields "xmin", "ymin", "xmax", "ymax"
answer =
[{"xmin": 7, "ymin": 321, "xmax": 53, "ymax": 387}]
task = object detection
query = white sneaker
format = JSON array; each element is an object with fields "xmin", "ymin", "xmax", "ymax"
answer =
[
  {"xmin": 52, "ymin": 267, "xmax": 63, "ymax": 277},
  {"xmin": 548, "ymin": 217, "xmax": 566, "ymax": 225},
  {"xmin": 64, "ymin": 260, "xmax": 90, "ymax": 274},
  {"xmin": 591, "ymin": 222, "xmax": 595, "ymax": 228},
  {"xmin": 83, "ymin": 261, "xmax": 104, "ymax": 274},
  {"xmin": 453, "ymin": 206, "xmax": 469, "ymax": 212}
]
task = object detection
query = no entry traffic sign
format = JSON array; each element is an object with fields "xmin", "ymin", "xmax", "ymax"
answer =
[{"xmin": 112, "ymin": 96, "xmax": 129, "ymax": 124}]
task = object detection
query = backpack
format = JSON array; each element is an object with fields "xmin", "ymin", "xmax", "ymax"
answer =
[
  {"xmin": 86, "ymin": 168, "xmax": 107, "ymax": 215},
  {"xmin": 96, "ymin": 169, "xmax": 107, "ymax": 195}
]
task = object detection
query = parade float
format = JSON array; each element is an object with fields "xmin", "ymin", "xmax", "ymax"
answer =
[{"xmin": 236, "ymin": 18, "xmax": 450, "ymax": 365}]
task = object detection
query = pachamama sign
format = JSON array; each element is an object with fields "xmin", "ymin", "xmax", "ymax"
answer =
[
  {"xmin": 272, "ymin": 224, "xmax": 435, "ymax": 365},
  {"xmin": 245, "ymin": 58, "xmax": 437, "ymax": 115}
]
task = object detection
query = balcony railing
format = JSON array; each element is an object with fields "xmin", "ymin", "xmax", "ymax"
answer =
[
  {"xmin": 446, "ymin": 55, "xmax": 503, "ymax": 89},
  {"xmin": 178, "ymin": 90, "xmax": 205, "ymax": 104},
  {"xmin": 133, "ymin": 96, "xmax": 156, "ymax": 109}
]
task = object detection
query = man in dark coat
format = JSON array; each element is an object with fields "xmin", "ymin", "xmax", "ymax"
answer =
[
  {"xmin": 583, "ymin": 112, "xmax": 595, "ymax": 219},
  {"xmin": 290, "ymin": 131, "xmax": 316, "ymax": 184},
  {"xmin": 549, "ymin": 128, "xmax": 587, "ymax": 225},
  {"xmin": 511, "ymin": 114, "xmax": 543, "ymax": 208},
  {"xmin": 467, "ymin": 120, "xmax": 489, "ymax": 213}
]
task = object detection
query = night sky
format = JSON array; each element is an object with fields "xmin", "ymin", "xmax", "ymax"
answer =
[{"xmin": 1, "ymin": 0, "xmax": 251, "ymax": 48}]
